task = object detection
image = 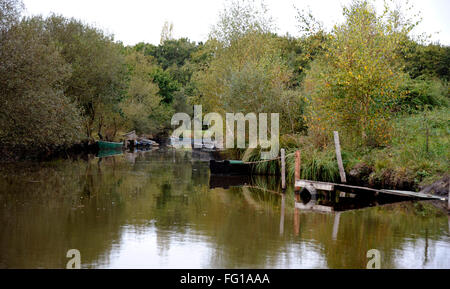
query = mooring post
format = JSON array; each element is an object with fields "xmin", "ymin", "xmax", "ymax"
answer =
[
  {"xmin": 281, "ymin": 149, "xmax": 286, "ymax": 191},
  {"xmin": 295, "ymin": 150, "xmax": 301, "ymax": 192},
  {"xmin": 333, "ymin": 131, "xmax": 347, "ymax": 183}
]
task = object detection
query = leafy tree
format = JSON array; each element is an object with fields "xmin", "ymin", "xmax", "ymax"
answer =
[
  {"xmin": 0, "ymin": 9, "xmax": 82, "ymax": 152},
  {"xmin": 151, "ymin": 68, "xmax": 180, "ymax": 104},
  {"xmin": 191, "ymin": 0, "xmax": 305, "ymax": 134},
  {"xmin": 403, "ymin": 41, "xmax": 450, "ymax": 81},
  {"xmin": 134, "ymin": 38, "xmax": 199, "ymax": 70},
  {"xmin": 43, "ymin": 15, "xmax": 127, "ymax": 140},
  {"xmin": 303, "ymin": 0, "xmax": 415, "ymax": 147},
  {"xmin": 0, "ymin": 0, "xmax": 22, "ymax": 31},
  {"xmin": 160, "ymin": 21, "xmax": 174, "ymax": 44},
  {"xmin": 210, "ymin": 0, "xmax": 275, "ymax": 46},
  {"xmin": 120, "ymin": 51, "xmax": 163, "ymax": 135},
  {"xmin": 274, "ymin": 32, "xmax": 329, "ymax": 87}
]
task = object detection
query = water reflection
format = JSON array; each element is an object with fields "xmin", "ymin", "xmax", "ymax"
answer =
[
  {"xmin": 0, "ymin": 149, "xmax": 449, "ymax": 269},
  {"xmin": 280, "ymin": 194, "xmax": 285, "ymax": 235},
  {"xmin": 332, "ymin": 212, "xmax": 341, "ymax": 241}
]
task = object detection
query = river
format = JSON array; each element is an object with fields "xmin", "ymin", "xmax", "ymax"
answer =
[{"xmin": 0, "ymin": 149, "xmax": 449, "ymax": 269}]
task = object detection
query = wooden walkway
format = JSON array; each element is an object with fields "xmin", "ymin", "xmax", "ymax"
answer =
[{"xmin": 296, "ymin": 179, "xmax": 447, "ymax": 201}]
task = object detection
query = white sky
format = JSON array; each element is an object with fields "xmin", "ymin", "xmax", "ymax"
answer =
[{"xmin": 22, "ymin": 0, "xmax": 450, "ymax": 46}]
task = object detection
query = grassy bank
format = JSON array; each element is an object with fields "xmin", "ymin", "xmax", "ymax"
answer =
[{"xmin": 243, "ymin": 108, "xmax": 449, "ymax": 191}]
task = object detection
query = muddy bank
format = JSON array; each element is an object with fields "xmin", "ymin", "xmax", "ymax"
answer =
[
  {"xmin": 348, "ymin": 162, "xmax": 416, "ymax": 190},
  {"xmin": 419, "ymin": 175, "xmax": 450, "ymax": 197},
  {"xmin": 347, "ymin": 162, "xmax": 449, "ymax": 194}
]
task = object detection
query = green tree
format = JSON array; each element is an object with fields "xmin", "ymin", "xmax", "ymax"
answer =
[
  {"xmin": 191, "ymin": 0, "xmax": 305, "ymax": 134},
  {"xmin": 403, "ymin": 41, "xmax": 450, "ymax": 81},
  {"xmin": 0, "ymin": 8, "xmax": 82, "ymax": 152},
  {"xmin": 303, "ymin": 0, "xmax": 415, "ymax": 147},
  {"xmin": 151, "ymin": 68, "xmax": 180, "ymax": 104},
  {"xmin": 210, "ymin": 0, "xmax": 274, "ymax": 45},
  {"xmin": 43, "ymin": 15, "xmax": 127, "ymax": 140},
  {"xmin": 120, "ymin": 51, "xmax": 163, "ymax": 135},
  {"xmin": 0, "ymin": 0, "xmax": 22, "ymax": 31},
  {"xmin": 160, "ymin": 20, "xmax": 174, "ymax": 44}
]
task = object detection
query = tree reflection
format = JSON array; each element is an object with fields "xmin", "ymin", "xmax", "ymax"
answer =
[{"xmin": 0, "ymin": 151, "xmax": 448, "ymax": 268}]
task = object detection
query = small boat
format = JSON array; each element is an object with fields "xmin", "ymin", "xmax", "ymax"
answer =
[
  {"xmin": 209, "ymin": 160, "xmax": 252, "ymax": 175},
  {"xmin": 137, "ymin": 138, "xmax": 159, "ymax": 147},
  {"xmin": 97, "ymin": 140, "xmax": 123, "ymax": 150}
]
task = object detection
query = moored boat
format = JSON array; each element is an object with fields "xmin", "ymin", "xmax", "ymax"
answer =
[
  {"xmin": 209, "ymin": 160, "xmax": 252, "ymax": 175},
  {"xmin": 98, "ymin": 140, "xmax": 123, "ymax": 150}
]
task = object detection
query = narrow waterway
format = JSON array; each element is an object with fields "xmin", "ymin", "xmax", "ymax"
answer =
[{"xmin": 0, "ymin": 149, "xmax": 449, "ymax": 268}]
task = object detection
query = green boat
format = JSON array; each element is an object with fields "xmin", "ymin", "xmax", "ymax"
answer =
[
  {"xmin": 98, "ymin": 140, "xmax": 123, "ymax": 150},
  {"xmin": 209, "ymin": 160, "xmax": 252, "ymax": 175}
]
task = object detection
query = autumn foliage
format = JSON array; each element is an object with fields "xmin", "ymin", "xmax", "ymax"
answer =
[{"xmin": 303, "ymin": 1, "xmax": 414, "ymax": 148}]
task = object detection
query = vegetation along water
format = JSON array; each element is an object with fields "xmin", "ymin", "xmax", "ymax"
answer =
[{"xmin": 0, "ymin": 0, "xmax": 449, "ymax": 268}]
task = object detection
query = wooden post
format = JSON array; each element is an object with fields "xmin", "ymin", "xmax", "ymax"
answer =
[
  {"xmin": 281, "ymin": 149, "xmax": 286, "ymax": 191},
  {"xmin": 333, "ymin": 131, "xmax": 347, "ymax": 183},
  {"xmin": 295, "ymin": 150, "xmax": 301, "ymax": 191}
]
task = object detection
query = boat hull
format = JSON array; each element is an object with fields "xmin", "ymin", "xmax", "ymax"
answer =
[
  {"xmin": 209, "ymin": 160, "xmax": 252, "ymax": 175},
  {"xmin": 98, "ymin": 141, "xmax": 123, "ymax": 150}
]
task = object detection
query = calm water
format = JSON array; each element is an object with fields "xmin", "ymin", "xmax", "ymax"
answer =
[{"xmin": 0, "ymin": 149, "xmax": 449, "ymax": 269}]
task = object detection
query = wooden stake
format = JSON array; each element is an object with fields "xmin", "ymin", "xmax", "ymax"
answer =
[
  {"xmin": 295, "ymin": 150, "xmax": 301, "ymax": 191},
  {"xmin": 281, "ymin": 149, "xmax": 286, "ymax": 191},
  {"xmin": 333, "ymin": 131, "xmax": 347, "ymax": 183}
]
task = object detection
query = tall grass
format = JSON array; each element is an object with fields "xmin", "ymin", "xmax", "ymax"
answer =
[
  {"xmin": 285, "ymin": 149, "xmax": 340, "ymax": 182},
  {"xmin": 242, "ymin": 146, "xmax": 341, "ymax": 182},
  {"xmin": 241, "ymin": 108, "xmax": 448, "ymax": 188},
  {"xmin": 365, "ymin": 108, "xmax": 449, "ymax": 185}
]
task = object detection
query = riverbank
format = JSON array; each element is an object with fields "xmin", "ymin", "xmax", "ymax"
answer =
[
  {"xmin": 0, "ymin": 141, "xmax": 100, "ymax": 163},
  {"xmin": 1, "ymin": 109, "xmax": 447, "ymax": 194},
  {"xmin": 243, "ymin": 109, "xmax": 449, "ymax": 193}
]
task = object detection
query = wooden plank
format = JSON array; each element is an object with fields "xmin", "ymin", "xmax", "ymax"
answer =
[
  {"xmin": 314, "ymin": 205, "xmax": 334, "ymax": 213},
  {"xmin": 295, "ymin": 179, "xmax": 445, "ymax": 201},
  {"xmin": 295, "ymin": 202, "xmax": 334, "ymax": 213},
  {"xmin": 296, "ymin": 180, "xmax": 334, "ymax": 191},
  {"xmin": 281, "ymin": 149, "xmax": 286, "ymax": 190},
  {"xmin": 333, "ymin": 131, "xmax": 347, "ymax": 183}
]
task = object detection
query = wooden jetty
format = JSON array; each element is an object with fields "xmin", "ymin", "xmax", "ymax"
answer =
[
  {"xmin": 295, "ymin": 179, "xmax": 447, "ymax": 201},
  {"xmin": 284, "ymin": 132, "xmax": 448, "ymax": 204}
]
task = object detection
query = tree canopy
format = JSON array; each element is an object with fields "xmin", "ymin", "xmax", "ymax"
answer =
[{"xmin": 0, "ymin": 0, "xmax": 448, "ymax": 156}]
